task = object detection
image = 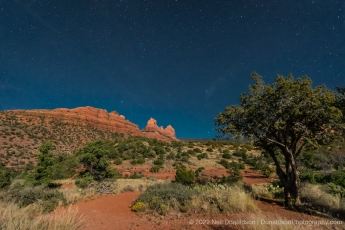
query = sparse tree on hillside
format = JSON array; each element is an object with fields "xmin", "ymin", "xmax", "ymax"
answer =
[{"xmin": 215, "ymin": 73, "xmax": 344, "ymax": 207}]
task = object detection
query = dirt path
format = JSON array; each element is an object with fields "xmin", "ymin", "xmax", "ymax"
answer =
[
  {"xmin": 55, "ymin": 169, "xmax": 344, "ymax": 230},
  {"xmin": 240, "ymin": 169, "xmax": 272, "ymax": 185},
  {"xmin": 66, "ymin": 192, "xmax": 149, "ymax": 230}
]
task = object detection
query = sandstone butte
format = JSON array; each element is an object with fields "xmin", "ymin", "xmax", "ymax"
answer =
[{"xmin": 7, "ymin": 106, "xmax": 178, "ymax": 142}]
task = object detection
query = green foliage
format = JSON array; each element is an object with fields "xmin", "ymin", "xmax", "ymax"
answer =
[
  {"xmin": 206, "ymin": 147, "xmax": 213, "ymax": 152},
  {"xmin": 218, "ymin": 159, "xmax": 243, "ymax": 184},
  {"xmin": 136, "ymin": 183, "xmax": 196, "ymax": 204},
  {"xmin": 27, "ymin": 141, "xmax": 80, "ymax": 185},
  {"xmin": 222, "ymin": 149, "xmax": 230, "ymax": 154},
  {"xmin": 153, "ymin": 159, "xmax": 164, "ymax": 166},
  {"xmin": 195, "ymin": 167, "xmax": 205, "ymax": 177},
  {"xmin": 5, "ymin": 182, "xmax": 66, "ymax": 213},
  {"xmin": 215, "ymin": 73, "xmax": 344, "ymax": 206},
  {"xmin": 76, "ymin": 139, "xmax": 120, "ymax": 181},
  {"xmin": 150, "ymin": 165, "xmax": 162, "ymax": 173},
  {"xmin": 330, "ymin": 169, "xmax": 345, "ymax": 188},
  {"xmin": 197, "ymin": 153, "xmax": 208, "ymax": 160},
  {"xmin": 0, "ymin": 164, "xmax": 13, "ymax": 189},
  {"xmin": 233, "ymin": 149, "xmax": 247, "ymax": 158},
  {"xmin": 193, "ymin": 148, "xmax": 202, "ymax": 153},
  {"xmin": 75, "ymin": 175, "xmax": 94, "ymax": 188},
  {"xmin": 130, "ymin": 172, "xmax": 143, "ymax": 179},
  {"xmin": 222, "ymin": 153, "xmax": 232, "ymax": 159},
  {"xmin": 153, "ymin": 146, "xmax": 166, "ymax": 155},
  {"xmin": 175, "ymin": 166, "xmax": 195, "ymax": 185},
  {"xmin": 166, "ymin": 152, "xmax": 175, "ymax": 160}
]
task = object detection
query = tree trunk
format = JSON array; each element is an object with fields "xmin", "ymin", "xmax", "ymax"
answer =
[
  {"xmin": 267, "ymin": 148, "xmax": 301, "ymax": 207},
  {"xmin": 284, "ymin": 153, "xmax": 301, "ymax": 207}
]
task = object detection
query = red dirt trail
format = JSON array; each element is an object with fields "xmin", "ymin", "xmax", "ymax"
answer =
[{"xmin": 55, "ymin": 169, "xmax": 344, "ymax": 230}]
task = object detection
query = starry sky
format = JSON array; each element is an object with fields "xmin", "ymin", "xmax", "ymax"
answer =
[{"xmin": 1, "ymin": 0, "xmax": 344, "ymax": 138}]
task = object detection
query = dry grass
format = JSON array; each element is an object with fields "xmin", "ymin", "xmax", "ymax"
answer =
[
  {"xmin": 300, "ymin": 183, "xmax": 345, "ymax": 216},
  {"xmin": 251, "ymin": 183, "xmax": 278, "ymax": 199},
  {"xmin": 0, "ymin": 202, "xmax": 85, "ymax": 230},
  {"xmin": 116, "ymin": 178, "xmax": 164, "ymax": 192},
  {"xmin": 190, "ymin": 185, "xmax": 258, "ymax": 215}
]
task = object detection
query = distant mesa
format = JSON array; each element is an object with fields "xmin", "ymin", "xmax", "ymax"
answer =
[{"xmin": 7, "ymin": 106, "xmax": 178, "ymax": 142}]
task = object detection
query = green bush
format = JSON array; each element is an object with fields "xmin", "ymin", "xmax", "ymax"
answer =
[
  {"xmin": 153, "ymin": 159, "xmax": 164, "ymax": 166},
  {"xmin": 193, "ymin": 148, "xmax": 202, "ymax": 153},
  {"xmin": 136, "ymin": 183, "xmax": 196, "ymax": 204},
  {"xmin": 175, "ymin": 166, "xmax": 195, "ymax": 185},
  {"xmin": 233, "ymin": 149, "xmax": 247, "ymax": 157},
  {"xmin": 5, "ymin": 182, "xmax": 66, "ymax": 213},
  {"xmin": 150, "ymin": 165, "xmax": 162, "ymax": 173},
  {"xmin": 222, "ymin": 153, "xmax": 232, "ymax": 159},
  {"xmin": 330, "ymin": 169, "xmax": 345, "ymax": 188},
  {"xmin": 181, "ymin": 156, "xmax": 189, "ymax": 162},
  {"xmin": 77, "ymin": 140, "xmax": 120, "ymax": 181},
  {"xmin": 197, "ymin": 153, "xmax": 208, "ymax": 160},
  {"xmin": 130, "ymin": 172, "xmax": 143, "ymax": 179},
  {"xmin": 166, "ymin": 152, "xmax": 175, "ymax": 160},
  {"xmin": 75, "ymin": 175, "xmax": 94, "ymax": 188},
  {"xmin": 114, "ymin": 157, "xmax": 123, "ymax": 165},
  {"xmin": 195, "ymin": 167, "xmax": 205, "ymax": 177},
  {"xmin": 206, "ymin": 148, "xmax": 213, "ymax": 152},
  {"xmin": 153, "ymin": 146, "xmax": 166, "ymax": 155},
  {"xmin": 0, "ymin": 164, "xmax": 12, "ymax": 189},
  {"xmin": 223, "ymin": 149, "xmax": 230, "ymax": 154}
]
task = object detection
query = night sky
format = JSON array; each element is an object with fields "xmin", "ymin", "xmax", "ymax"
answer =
[{"xmin": 1, "ymin": 0, "xmax": 344, "ymax": 138}]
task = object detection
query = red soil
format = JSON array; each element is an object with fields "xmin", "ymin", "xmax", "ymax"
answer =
[
  {"xmin": 55, "ymin": 169, "xmax": 344, "ymax": 230},
  {"xmin": 240, "ymin": 169, "xmax": 272, "ymax": 185}
]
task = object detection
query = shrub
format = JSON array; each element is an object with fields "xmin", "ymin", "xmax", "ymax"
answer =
[
  {"xmin": 75, "ymin": 175, "xmax": 94, "ymax": 188},
  {"xmin": 4, "ymin": 182, "xmax": 66, "ymax": 213},
  {"xmin": 223, "ymin": 149, "xmax": 230, "ymax": 154},
  {"xmin": 181, "ymin": 156, "xmax": 189, "ymax": 162},
  {"xmin": 130, "ymin": 172, "xmax": 143, "ymax": 179},
  {"xmin": 197, "ymin": 153, "xmax": 208, "ymax": 160},
  {"xmin": 175, "ymin": 167, "xmax": 195, "ymax": 185},
  {"xmin": 166, "ymin": 152, "xmax": 175, "ymax": 160},
  {"xmin": 206, "ymin": 148, "xmax": 213, "ymax": 152},
  {"xmin": 195, "ymin": 167, "xmax": 205, "ymax": 177},
  {"xmin": 330, "ymin": 169, "xmax": 345, "ymax": 188},
  {"xmin": 132, "ymin": 202, "xmax": 146, "ymax": 212},
  {"xmin": 114, "ymin": 158, "xmax": 123, "ymax": 165},
  {"xmin": 222, "ymin": 153, "xmax": 232, "ymax": 159},
  {"xmin": 193, "ymin": 148, "xmax": 202, "ymax": 153},
  {"xmin": 153, "ymin": 159, "xmax": 164, "ymax": 166},
  {"xmin": 77, "ymin": 140, "xmax": 120, "ymax": 181},
  {"xmin": 136, "ymin": 183, "xmax": 196, "ymax": 204},
  {"xmin": 150, "ymin": 165, "xmax": 162, "ymax": 173},
  {"xmin": 0, "ymin": 164, "xmax": 12, "ymax": 188}
]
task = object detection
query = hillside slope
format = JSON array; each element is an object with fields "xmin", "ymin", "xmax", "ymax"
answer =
[{"xmin": 0, "ymin": 106, "xmax": 177, "ymax": 168}]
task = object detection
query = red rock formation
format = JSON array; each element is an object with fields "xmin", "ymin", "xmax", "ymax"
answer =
[
  {"xmin": 142, "ymin": 118, "xmax": 177, "ymax": 141},
  {"xmin": 9, "ymin": 106, "xmax": 177, "ymax": 142}
]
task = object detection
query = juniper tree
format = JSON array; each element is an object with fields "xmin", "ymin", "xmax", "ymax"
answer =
[{"xmin": 215, "ymin": 73, "xmax": 344, "ymax": 207}]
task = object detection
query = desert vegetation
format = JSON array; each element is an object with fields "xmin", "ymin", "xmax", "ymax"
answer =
[{"xmin": 0, "ymin": 76, "xmax": 344, "ymax": 229}]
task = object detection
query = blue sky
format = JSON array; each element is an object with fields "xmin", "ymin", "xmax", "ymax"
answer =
[{"xmin": 1, "ymin": 0, "xmax": 344, "ymax": 138}]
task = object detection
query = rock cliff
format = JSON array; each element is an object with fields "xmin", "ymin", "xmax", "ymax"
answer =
[{"xmin": 8, "ymin": 106, "xmax": 177, "ymax": 142}]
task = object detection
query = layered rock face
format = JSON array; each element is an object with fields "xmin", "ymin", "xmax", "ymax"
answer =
[
  {"xmin": 9, "ymin": 106, "xmax": 177, "ymax": 142},
  {"xmin": 143, "ymin": 118, "xmax": 177, "ymax": 140}
]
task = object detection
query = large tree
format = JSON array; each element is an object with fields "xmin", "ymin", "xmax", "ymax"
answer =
[{"xmin": 215, "ymin": 73, "xmax": 344, "ymax": 207}]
